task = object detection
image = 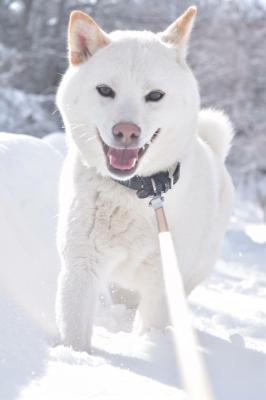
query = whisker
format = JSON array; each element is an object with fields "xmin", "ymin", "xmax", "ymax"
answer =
[
  {"xmin": 69, "ymin": 123, "xmax": 87, "ymax": 130},
  {"xmin": 79, "ymin": 131, "xmax": 90, "ymax": 139},
  {"xmin": 86, "ymin": 135, "xmax": 97, "ymax": 143},
  {"xmin": 78, "ymin": 131, "xmax": 97, "ymax": 143}
]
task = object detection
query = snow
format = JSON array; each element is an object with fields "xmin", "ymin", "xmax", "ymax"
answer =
[
  {"xmin": 42, "ymin": 132, "xmax": 67, "ymax": 156},
  {"xmin": 0, "ymin": 132, "xmax": 265, "ymax": 400},
  {"xmin": 0, "ymin": 133, "xmax": 62, "ymax": 337}
]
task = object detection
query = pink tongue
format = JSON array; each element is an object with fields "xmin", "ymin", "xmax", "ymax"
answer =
[{"xmin": 107, "ymin": 147, "xmax": 139, "ymax": 170}]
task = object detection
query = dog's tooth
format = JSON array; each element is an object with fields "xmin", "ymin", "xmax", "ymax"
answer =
[
  {"xmin": 108, "ymin": 155, "xmax": 113, "ymax": 165},
  {"xmin": 132, "ymin": 158, "xmax": 137, "ymax": 167}
]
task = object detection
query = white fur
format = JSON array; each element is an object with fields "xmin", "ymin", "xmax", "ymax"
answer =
[
  {"xmin": 56, "ymin": 18, "xmax": 234, "ymax": 352},
  {"xmin": 198, "ymin": 109, "xmax": 234, "ymax": 161}
]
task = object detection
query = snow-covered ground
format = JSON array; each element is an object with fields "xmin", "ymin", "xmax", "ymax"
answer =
[{"xmin": 0, "ymin": 132, "xmax": 265, "ymax": 400}]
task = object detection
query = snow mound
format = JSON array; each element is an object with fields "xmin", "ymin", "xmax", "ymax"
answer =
[
  {"xmin": 43, "ymin": 132, "xmax": 67, "ymax": 156},
  {"xmin": 0, "ymin": 132, "xmax": 62, "ymax": 338}
]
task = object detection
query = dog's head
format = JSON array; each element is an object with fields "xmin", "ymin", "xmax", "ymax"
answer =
[{"xmin": 57, "ymin": 7, "xmax": 200, "ymax": 180}]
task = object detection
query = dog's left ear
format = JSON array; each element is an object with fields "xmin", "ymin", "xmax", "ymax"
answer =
[{"xmin": 160, "ymin": 6, "xmax": 197, "ymax": 59}]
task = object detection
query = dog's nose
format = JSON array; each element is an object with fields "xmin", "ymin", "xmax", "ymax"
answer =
[{"xmin": 112, "ymin": 122, "xmax": 140, "ymax": 146}]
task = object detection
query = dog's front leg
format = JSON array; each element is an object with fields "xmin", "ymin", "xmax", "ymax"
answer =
[
  {"xmin": 55, "ymin": 156, "xmax": 104, "ymax": 353},
  {"xmin": 56, "ymin": 256, "xmax": 99, "ymax": 353},
  {"xmin": 56, "ymin": 209, "xmax": 125, "ymax": 352},
  {"xmin": 56, "ymin": 201, "xmax": 104, "ymax": 352}
]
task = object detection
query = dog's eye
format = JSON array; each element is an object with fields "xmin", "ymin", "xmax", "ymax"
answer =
[
  {"xmin": 145, "ymin": 90, "xmax": 165, "ymax": 102},
  {"xmin": 96, "ymin": 85, "xmax": 115, "ymax": 99}
]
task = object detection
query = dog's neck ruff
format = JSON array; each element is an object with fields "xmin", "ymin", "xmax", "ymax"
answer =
[{"xmin": 115, "ymin": 162, "xmax": 180, "ymax": 199}]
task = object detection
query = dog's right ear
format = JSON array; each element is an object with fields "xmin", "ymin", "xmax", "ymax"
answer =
[{"xmin": 68, "ymin": 11, "xmax": 110, "ymax": 66}]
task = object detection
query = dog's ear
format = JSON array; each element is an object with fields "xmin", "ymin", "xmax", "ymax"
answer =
[
  {"xmin": 160, "ymin": 6, "xmax": 197, "ymax": 59},
  {"xmin": 68, "ymin": 11, "xmax": 110, "ymax": 66}
]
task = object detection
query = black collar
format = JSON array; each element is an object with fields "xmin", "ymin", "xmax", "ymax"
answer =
[{"xmin": 115, "ymin": 163, "xmax": 180, "ymax": 199}]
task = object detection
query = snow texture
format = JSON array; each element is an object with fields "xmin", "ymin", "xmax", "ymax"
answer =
[{"xmin": 0, "ymin": 132, "xmax": 265, "ymax": 400}]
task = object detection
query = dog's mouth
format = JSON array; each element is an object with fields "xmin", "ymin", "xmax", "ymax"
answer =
[{"xmin": 98, "ymin": 129, "xmax": 160, "ymax": 178}]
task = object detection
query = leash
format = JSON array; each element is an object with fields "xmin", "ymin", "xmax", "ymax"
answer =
[
  {"xmin": 117, "ymin": 164, "xmax": 214, "ymax": 399},
  {"xmin": 150, "ymin": 193, "xmax": 214, "ymax": 400}
]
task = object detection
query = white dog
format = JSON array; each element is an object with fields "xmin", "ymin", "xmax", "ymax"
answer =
[{"xmin": 56, "ymin": 6, "xmax": 234, "ymax": 352}]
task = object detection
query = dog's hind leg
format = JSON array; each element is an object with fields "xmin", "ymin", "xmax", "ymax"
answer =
[{"xmin": 133, "ymin": 256, "xmax": 170, "ymax": 334}]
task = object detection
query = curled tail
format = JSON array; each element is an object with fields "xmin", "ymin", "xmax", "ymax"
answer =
[{"xmin": 198, "ymin": 108, "xmax": 234, "ymax": 162}]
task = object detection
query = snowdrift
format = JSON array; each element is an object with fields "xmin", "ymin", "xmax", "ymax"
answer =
[{"xmin": 0, "ymin": 133, "xmax": 63, "ymax": 337}]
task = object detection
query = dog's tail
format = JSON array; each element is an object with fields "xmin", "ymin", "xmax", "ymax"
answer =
[{"xmin": 198, "ymin": 108, "xmax": 234, "ymax": 162}]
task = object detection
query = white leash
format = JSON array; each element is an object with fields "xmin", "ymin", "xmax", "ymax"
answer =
[{"xmin": 150, "ymin": 195, "xmax": 214, "ymax": 400}]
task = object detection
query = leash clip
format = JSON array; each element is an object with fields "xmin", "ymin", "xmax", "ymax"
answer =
[
  {"xmin": 149, "ymin": 195, "xmax": 164, "ymax": 209},
  {"xmin": 149, "ymin": 195, "xmax": 168, "ymax": 232}
]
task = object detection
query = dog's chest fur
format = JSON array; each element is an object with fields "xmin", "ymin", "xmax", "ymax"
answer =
[{"xmin": 84, "ymin": 171, "xmax": 159, "ymax": 276}]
